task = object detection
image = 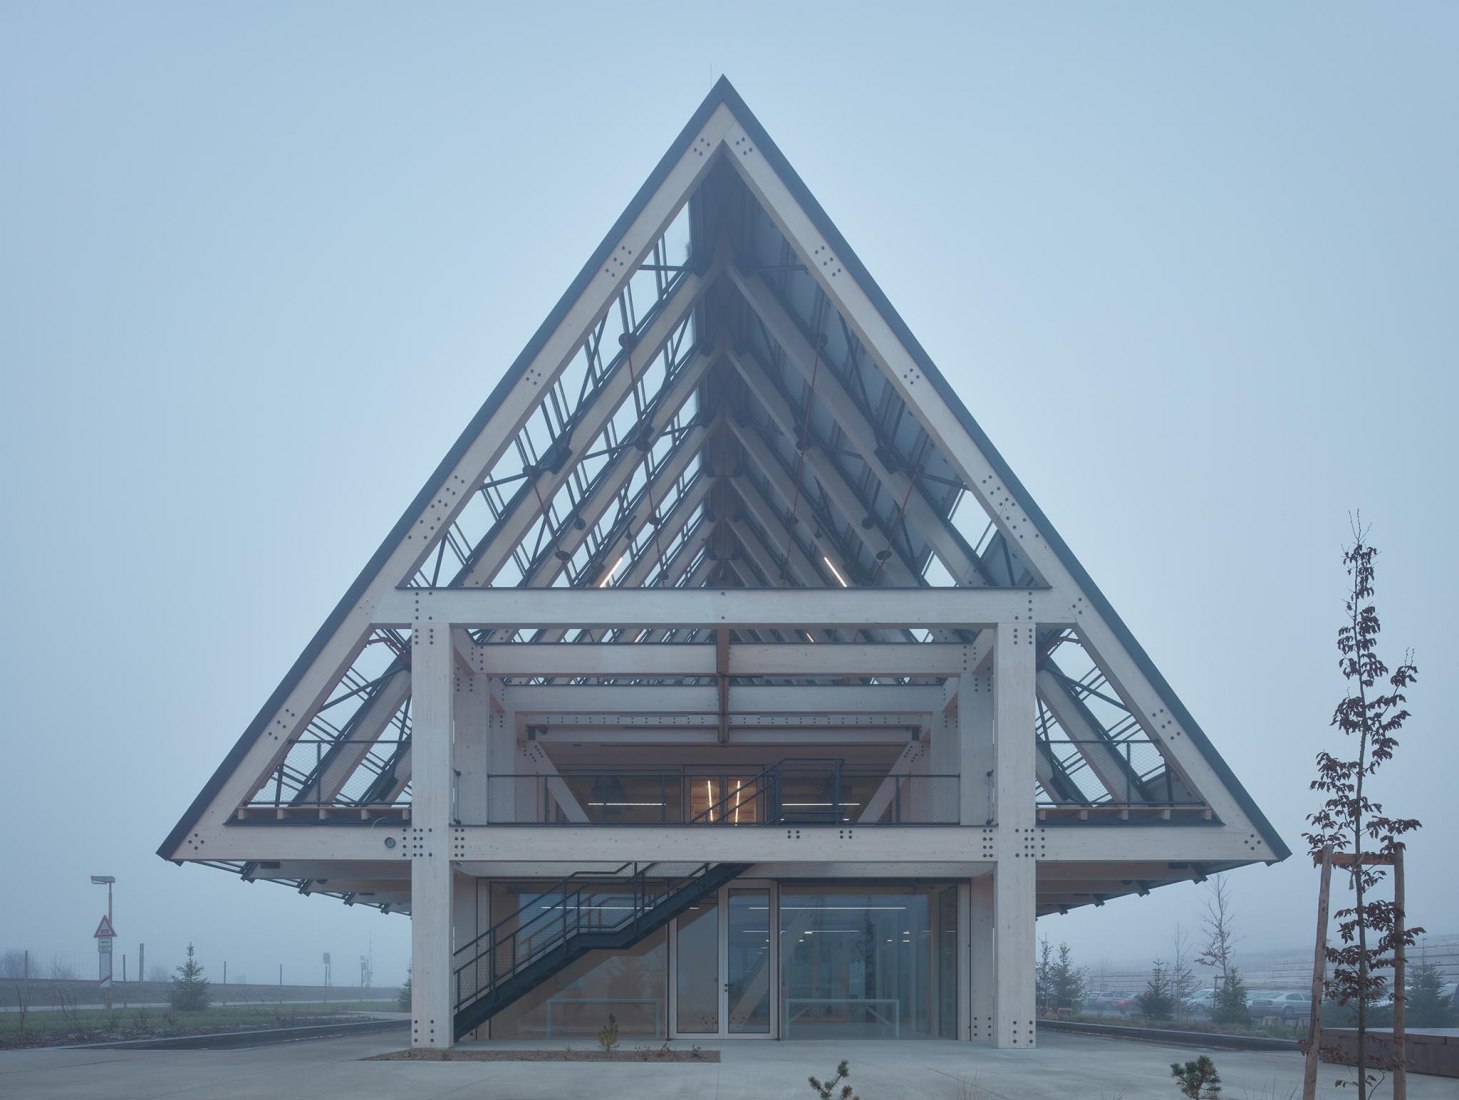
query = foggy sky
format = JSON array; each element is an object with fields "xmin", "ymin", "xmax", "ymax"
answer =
[{"xmin": 2, "ymin": 3, "xmax": 1454, "ymax": 990}]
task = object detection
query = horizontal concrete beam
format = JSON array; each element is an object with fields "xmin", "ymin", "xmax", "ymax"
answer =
[
  {"xmin": 375, "ymin": 586, "xmax": 1073, "ymax": 630},
  {"xmin": 505, "ymin": 683, "xmax": 947, "ymax": 714},
  {"xmin": 473, "ymin": 642, "xmax": 983, "ymax": 677}
]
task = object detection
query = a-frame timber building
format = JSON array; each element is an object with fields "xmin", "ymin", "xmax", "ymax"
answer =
[{"xmin": 160, "ymin": 79, "xmax": 1288, "ymax": 1049}]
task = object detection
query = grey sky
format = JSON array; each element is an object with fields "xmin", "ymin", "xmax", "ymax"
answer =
[{"xmin": 2, "ymin": 3, "xmax": 1454, "ymax": 988}]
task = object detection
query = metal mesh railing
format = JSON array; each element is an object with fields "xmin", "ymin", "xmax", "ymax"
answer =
[
  {"xmin": 473, "ymin": 765, "xmax": 958, "ymax": 826},
  {"xmin": 1036, "ymin": 738, "xmax": 1206, "ymax": 810}
]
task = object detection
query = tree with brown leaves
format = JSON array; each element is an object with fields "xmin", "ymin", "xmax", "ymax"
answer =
[{"xmin": 1303, "ymin": 527, "xmax": 1421, "ymax": 1099}]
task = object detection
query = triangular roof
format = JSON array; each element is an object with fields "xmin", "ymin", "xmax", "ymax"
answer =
[{"xmin": 161, "ymin": 78, "xmax": 1288, "ymax": 889}]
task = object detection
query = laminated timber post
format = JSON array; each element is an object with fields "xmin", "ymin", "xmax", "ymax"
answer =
[
  {"xmin": 409, "ymin": 622, "xmax": 455, "ymax": 1049},
  {"xmin": 994, "ymin": 623, "xmax": 1037, "ymax": 1048}
]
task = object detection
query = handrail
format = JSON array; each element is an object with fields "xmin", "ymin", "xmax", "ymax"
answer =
[
  {"xmin": 454, "ymin": 860, "xmax": 641, "ymax": 961},
  {"xmin": 478, "ymin": 767, "xmax": 959, "ymax": 826},
  {"xmin": 451, "ymin": 859, "xmax": 721, "ymax": 1013}
]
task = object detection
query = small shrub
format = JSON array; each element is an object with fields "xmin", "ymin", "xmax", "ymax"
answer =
[
  {"xmin": 397, "ymin": 976, "xmax": 411, "ymax": 1012},
  {"xmin": 597, "ymin": 1012, "xmax": 619, "ymax": 1053},
  {"xmin": 57, "ymin": 992, "xmax": 81, "ymax": 1030},
  {"xmin": 809, "ymin": 1059, "xmax": 860, "ymax": 1100},
  {"xmin": 1170, "ymin": 1055, "xmax": 1221, "ymax": 1099}
]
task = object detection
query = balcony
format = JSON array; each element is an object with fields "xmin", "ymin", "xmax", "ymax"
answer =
[{"xmin": 471, "ymin": 760, "xmax": 959, "ymax": 826}]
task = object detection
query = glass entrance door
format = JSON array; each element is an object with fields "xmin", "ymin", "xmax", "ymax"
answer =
[
  {"xmin": 672, "ymin": 883, "xmax": 775, "ymax": 1038},
  {"xmin": 726, "ymin": 887, "xmax": 771, "ymax": 1034}
]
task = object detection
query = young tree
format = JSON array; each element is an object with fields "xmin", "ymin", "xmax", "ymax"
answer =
[
  {"xmin": 1050, "ymin": 942, "xmax": 1088, "ymax": 1014},
  {"xmin": 1405, "ymin": 959, "xmax": 1456, "ymax": 1029},
  {"xmin": 1171, "ymin": 925, "xmax": 1197, "ymax": 1022},
  {"xmin": 1197, "ymin": 878, "xmax": 1248, "ymax": 1025},
  {"xmin": 1138, "ymin": 960, "xmax": 1175, "ymax": 1021},
  {"xmin": 1036, "ymin": 937, "xmax": 1054, "ymax": 1015},
  {"xmin": 1212, "ymin": 971, "xmax": 1250, "ymax": 1027},
  {"xmin": 169, "ymin": 943, "xmax": 211, "ymax": 1012},
  {"xmin": 1303, "ymin": 529, "xmax": 1422, "ymax": 1099},
  {"xmin": 1171, "ymin": 1055, "xmax": 1222, "ymax": 1099}
]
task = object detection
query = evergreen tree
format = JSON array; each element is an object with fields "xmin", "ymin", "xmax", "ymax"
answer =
[
  {"xmin": 1050, "ymin": 942, "xmax": 1088, "ymax": 1013},
  {"xmin": 168, "ymin": 942, "xmax": 211, "ymax": 1012},
  {"xmin": 1211, "ymin": 969, "xmax": 1250, "ymax": 1026},
  {"xmin": 1170, "ymin": 925, "xmax": 1197, "ymax": 1021},
  {"xmin": 1405, "ymin": 959, "xmax": 1457, "ymax": 1028},
  {"xmin": 1138, "ymin": 960, "xmax": 1174, "ymax": 1021},
  {"xmin": 1036, "ymin": 937, "xmax": 1054, "ymax": 1015}
]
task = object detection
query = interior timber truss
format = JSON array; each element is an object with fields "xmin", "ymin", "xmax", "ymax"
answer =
[{"xmin": 161, "ymin": 79, "xmax": 1287, "ymax": 923}]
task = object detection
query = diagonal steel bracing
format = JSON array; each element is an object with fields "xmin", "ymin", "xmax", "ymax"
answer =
[{"xmin": 729, "ymin": 270, "xmax": 1001, "ymax": 587}]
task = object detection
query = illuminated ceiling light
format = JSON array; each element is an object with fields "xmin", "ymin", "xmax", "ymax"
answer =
[
  {"xmin": 822, "ymin": 556, "xmax": 849, "ymax": 587},
  {"xmin": 598, "ymin": 554, "xmax": 627, "ymax": 587}
]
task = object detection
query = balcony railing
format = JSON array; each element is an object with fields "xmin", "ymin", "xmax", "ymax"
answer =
[
  {"xmin": 1035, "ymin": 738, "xmax": 1210, "ymax": 822},
  {"xmin": 237, "ymin": 737, "xmax": 411, "ymax": 821},
  {"xmin": 472, "ymin": 762, "xmax": 959, "ymax": 826}
]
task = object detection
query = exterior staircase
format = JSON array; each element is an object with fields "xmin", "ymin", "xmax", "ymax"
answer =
[{"xmin": 451, "ymin": 861, "xmax": 750, "ymax": 1040}]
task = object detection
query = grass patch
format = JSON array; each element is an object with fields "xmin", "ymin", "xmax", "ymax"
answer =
[
  {"xmin": 1062, "ymin": 1013, "xmax": 1307, "ymax": 1040},
  {"xmin": 0, "ymin": 1000, "xmax": 394, "ymax": 1049}
]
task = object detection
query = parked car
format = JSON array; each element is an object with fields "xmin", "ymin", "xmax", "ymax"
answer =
[
  {"xmin": 1181, "ymin": 988, "xmax": 1216, "ymax": 1016},
  {"xmin": 1086, "ymin": 990, "xmax": 1136, "ymax": 1015},
  {"xmin": 1111, "ymin": 991, "xmax": 1140, "ymax": 1015},
  {"xmin": 1246, "ymin": 990, "xmax": 1284, "ymax": 1016},
  {"xmin": 1249, "ymin": 990, "xmax": 1311, "ymax": 1019}
]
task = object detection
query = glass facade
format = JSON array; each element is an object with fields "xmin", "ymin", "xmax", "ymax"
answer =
[
  {"xmin": 485, "ymin": 880, "xmax": 957, "ymax": 1040},
  {"xmin": 489, "ymin": 882, "xmax": 667, "ymax": 1039},
  {"xmin": 779, "ymin": 885, "xmax": 956, "ymax": 1039},
  {"xmin": 728, "ymin": 888, "xmax": 771, "ymax": 1032},
  {"xmin": 675, "ymin": 897, "xmax": 718, "ymax": 1034}
]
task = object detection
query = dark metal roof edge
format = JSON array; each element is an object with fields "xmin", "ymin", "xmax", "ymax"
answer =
[
  {"xmin": 717, "ymin": 82, "xmax": 1291, "ymax": 863},
  {"xmin": 157, "ymin": 81, "xmax": 741, "ymax": 861}
]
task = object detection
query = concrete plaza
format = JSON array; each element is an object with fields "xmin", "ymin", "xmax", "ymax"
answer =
[{"xmin": 2, "ymin": 1030, "xmax": 1454, "ymax": 1100}]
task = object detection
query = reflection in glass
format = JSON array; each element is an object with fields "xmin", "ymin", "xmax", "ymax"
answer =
[
  {"xmin": 675, "ymin": 899, "xmax": 719, "ymax": 1033},
  {"xmin": 488, "ymin": 882, "xmax": 667, "ymax": 1038},
  {"xmin": 728, "ymin": 889, "xmax": 771, "ymax": 1033},
  {"xmin": 779, "ymin": 886, "xmax": 953, "ymax": 1039}
]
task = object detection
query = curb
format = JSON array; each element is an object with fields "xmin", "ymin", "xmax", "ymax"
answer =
[{"xmin": 1040, "ymin": 1018, "xmax": 1301, "ymax": 1052}]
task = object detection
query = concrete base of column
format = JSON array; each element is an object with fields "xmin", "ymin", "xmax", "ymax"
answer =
[{"xmin": 994, "ymin": 858, "xmax": 1036, "ymax": 1048}]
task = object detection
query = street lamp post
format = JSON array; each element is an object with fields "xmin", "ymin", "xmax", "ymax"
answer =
[{"xmin": 90, "ymin": 875, "xmax": 115, "ymax": 1011}]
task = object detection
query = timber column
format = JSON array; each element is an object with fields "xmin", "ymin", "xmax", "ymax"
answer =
[
  {"xmin": 409, "ymin": 621, "xmax": 455, "ymax": 1048},
  {"xmin": 994, "ymin": 623, "xmax": 1037, "ymax": 1048},
  {"xmin": 958, "ymin": 670, "xmax": 996, "ymax": 1041}
]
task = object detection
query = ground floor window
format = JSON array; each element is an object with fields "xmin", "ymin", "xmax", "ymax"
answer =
[
  {"xmin": 481, "ymin": 879, "xmax": 957, "ymax": 1040},
  {"xmin": 487, "ymin": 882, "xmax": 667, "ymax": 1039},
  {"xmin": 779, "ymin": 884, "xmax": 955, "ymax": 1039}
]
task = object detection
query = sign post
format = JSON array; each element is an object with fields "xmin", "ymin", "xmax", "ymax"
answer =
[{"xmin": 93, "ymin": 914, "xmax": 117, "ymax": 1009}]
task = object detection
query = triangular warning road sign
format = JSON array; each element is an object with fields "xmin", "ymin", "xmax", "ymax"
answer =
[{"xmin": 93, "ymin": 915, "xmax": 116, "ymax": 939}]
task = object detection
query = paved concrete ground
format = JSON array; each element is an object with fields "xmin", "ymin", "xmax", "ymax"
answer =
[{"xmin": 1, "ymin": 1030, "xmax": 1452, "ymax": 1099}]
